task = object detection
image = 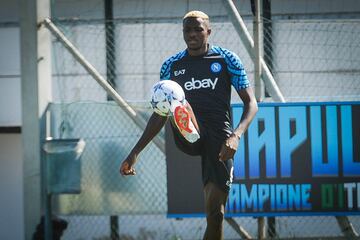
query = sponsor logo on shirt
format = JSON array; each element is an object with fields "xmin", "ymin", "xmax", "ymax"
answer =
[
  {"xmin": 174, "ymin": 69, "xmax": 186, "ymax": 76},
  {"xmin": 184, "ymin": 78, "xmax": 218, "ymax": 91},
  {"xmin": 210, "ymin": 62, "xmax": 222, "ymax": 73}
]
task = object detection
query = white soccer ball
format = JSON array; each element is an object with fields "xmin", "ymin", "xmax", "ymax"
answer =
[{"xmin": 150, "ymin": 80, "xmax": 186, "ymax": 116}]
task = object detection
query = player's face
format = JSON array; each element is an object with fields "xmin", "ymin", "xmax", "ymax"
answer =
[{"xmin": 183, "ymin": 17, "xmax": 211, "ymax": 55}]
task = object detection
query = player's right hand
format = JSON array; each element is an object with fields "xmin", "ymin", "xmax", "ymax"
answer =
[{"xmin": 119, "ymin": 153, "xmax": 137, "ymax": 176}]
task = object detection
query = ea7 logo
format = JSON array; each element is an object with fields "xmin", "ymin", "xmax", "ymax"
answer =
[{"xmin": 174, "ymin": 69, "xmax": 185, "ymax": 76}]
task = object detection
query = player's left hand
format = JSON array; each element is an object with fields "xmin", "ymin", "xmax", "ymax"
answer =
[{"xmin": 218, "ymin": 133, "xmax": 240, "ymax": 161}]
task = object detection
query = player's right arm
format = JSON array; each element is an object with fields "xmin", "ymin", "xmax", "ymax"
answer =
[
  {"xmin": 120, "ymin": 53, "xmax": 184, "ymax": 176},
  {"xmin": 119, "ymin": 113, "xmax": 168, "ymax": 176}
]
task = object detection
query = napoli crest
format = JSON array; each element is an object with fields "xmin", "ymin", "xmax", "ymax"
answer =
[{"xmin": 210, "ymin": 62, "xmax": 222, "ymax": 73}]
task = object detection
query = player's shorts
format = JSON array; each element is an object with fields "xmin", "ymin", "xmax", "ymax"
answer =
[{"xmin": 170, "ymin": 120, "xmax": 233, "ymax": 192}]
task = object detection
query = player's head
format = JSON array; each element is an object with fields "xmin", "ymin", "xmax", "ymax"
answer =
[{"xmin": 182, "ymin": 10, "xmax": 211, "ymax": 54}]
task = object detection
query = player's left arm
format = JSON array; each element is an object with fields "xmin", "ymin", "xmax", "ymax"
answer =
[
  {"xmin": 218, "ymin": 48, "xmax": 258, "ymax": 161},
  {"xmin": 232, "ymin": 87, "xmax": 258, "ymax": 139},
  {"xmin": 219, "ymin": 87, "xmax": 258, "ymax": 161}
]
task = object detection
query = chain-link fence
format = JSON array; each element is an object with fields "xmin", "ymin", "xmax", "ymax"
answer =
[
  {"xmin": 49, "ymin": 101, "xmax": 360, "ymax": 239},
  {"xmin": 47, "ymin": 2, "xmax": 360, "ymax": 239},
  {"xmin": 51, "ymin": 18, "xmax": 360, "ymax": 103}
]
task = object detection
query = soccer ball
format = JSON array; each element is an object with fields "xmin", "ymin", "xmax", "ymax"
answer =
[{"xmin": 150, "ymin": 80, "xmax": 186, "ymax": 116}]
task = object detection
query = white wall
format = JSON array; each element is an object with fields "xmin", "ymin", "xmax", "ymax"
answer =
[
  {"xmin": 0, "ymin": 27, "xmax": 21, "ymax": 126},
  {"xmin": 272, "ymin": 0, "xmax": 360, "ymax": 15},
  {"xmin": 0, "ymin": 134, "xmax": 24, "ymax": 240}
]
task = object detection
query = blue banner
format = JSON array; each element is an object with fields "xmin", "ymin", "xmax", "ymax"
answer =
[{"xmin": 228, "ymin": 102, "xmax": 360, "ymax": 216}]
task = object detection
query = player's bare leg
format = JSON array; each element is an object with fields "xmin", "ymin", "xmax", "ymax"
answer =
[{"xmin": 203, "ymin": 182, "xmax": 227, "ymax": 240}]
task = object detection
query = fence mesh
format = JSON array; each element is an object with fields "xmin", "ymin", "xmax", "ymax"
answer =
[
  {"xmin": 49, "ymin": 101, "xmax": 360, "ymax": 240},
  {"xmin": 51, "ymin": 17, "xmax": 360, "ymax": 104},
  {"xmin": 47, "ymin": 3, "xmax": 360, "ymax": 239}
]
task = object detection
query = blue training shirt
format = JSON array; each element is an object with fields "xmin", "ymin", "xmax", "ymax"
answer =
[{"xmin": 159, "ymin": 45, "xmax": 250, "ymax": 139}]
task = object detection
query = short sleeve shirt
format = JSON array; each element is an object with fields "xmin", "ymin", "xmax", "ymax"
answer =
[{"xmin": 160, "ymin": 45, "xmax": 249, "ymax": 140}]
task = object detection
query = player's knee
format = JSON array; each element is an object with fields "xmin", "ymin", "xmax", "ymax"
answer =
[{"xmin": 206, "ymin": 211, "xmax": 224, "ymax": 227}]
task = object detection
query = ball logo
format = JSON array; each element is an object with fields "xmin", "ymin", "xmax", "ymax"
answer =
[{"xmin": 210, "ymin": 62, "xmax": 222, "ymax": 73}]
